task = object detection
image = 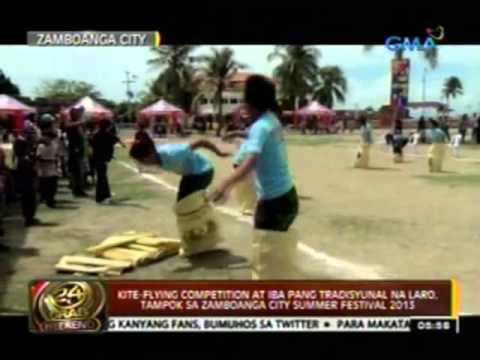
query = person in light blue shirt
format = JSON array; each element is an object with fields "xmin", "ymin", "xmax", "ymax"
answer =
[
  {"xmin": 130, "ymin": 132, "xmax": 230, "ymax": 201},
  {"xmin": 210, "ymin": 75, "xmax": 298, "ymax": 231},
  {"xmin": 242, "ymin": 111, "xmax": 293, "ymax": 200},
  {"xmin": 154, "ymin": 143, "xmax": 213, "ymax": 176},
  {"xmin": 430, "ymin": 123, "xmax": 448, "ymax": 143}
]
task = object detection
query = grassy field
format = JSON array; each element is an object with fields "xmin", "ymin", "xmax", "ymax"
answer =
[{"xmin": 1, "ymin": 131, "xmax": 480, "ymax": 314}]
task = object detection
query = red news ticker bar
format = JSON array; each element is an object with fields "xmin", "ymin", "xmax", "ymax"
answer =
[{"xmin": 106, "ymin": 280, "xmax": 453, "ymax": 317}]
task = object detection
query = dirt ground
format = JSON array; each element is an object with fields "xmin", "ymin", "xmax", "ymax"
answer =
[
  {"xmin": 156, "ymin": 131, "xmax": 480, "ymax": 313},
  {"xmin": 1, "ymin": 130, "xmax": 479, "ymax": 314}
]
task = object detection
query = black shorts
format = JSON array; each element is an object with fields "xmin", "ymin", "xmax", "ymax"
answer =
[
  {"xmin": 255, "ymin": 187, "xmax": 299, "ymax": 231},
  {"xmin": 177, "ymin": 169, "xmax": 214, "ymax": 202}
]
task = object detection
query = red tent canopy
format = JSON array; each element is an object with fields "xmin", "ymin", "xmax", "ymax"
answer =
[
  {"xmin": 67, "ymin": 96, "xmax": 113, "ymax": 119},
  {"xmin": 297, "ymin": 101, "xmax": 335, "ymax": 116},
  {"xmin": 139, "ymin": 99, "xmax": 185, "ymax": 118},
  {"xmin": 296, "ymin": 101, "xmax": 335, "ymax": 128},
  {"xmin": 139, "ymin": 99, "xmax": 186, "ymax": 133},
  {"xmin": 0, "ymin": 94, "xmax": 36, "ymax": 113},
  {"xmin": 0, "ymin": 94, "xmax": 36, "ymax": 131}
]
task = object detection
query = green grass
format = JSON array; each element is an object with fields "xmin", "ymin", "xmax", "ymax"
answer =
[
  {"xmin": 114, "ymin": 147, "xmax": 131, "ymax": 162},
  {"xmin": 416, "ymin": 174, "xmax": 480, "ymax": 187},
  {"xmin": 113, "ymin": 181, "xmax": 157, "ymax": 201},
  {"xmin": 109, "ymin": 161, "xmax": 158, "ymax": 201}
]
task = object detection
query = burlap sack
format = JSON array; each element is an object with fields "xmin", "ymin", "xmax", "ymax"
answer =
[
  {"xmin": 428, "ymin": 143, "xmax": 446, "ymax": 173},
  {"xmin": 251, "ymin": 229, "xmax": 300, "ymax": 280},
  {"xmin": 174, "ymin": 191, "xmax": 222, "ymax": 257},
  {"xmin": 233, "ymin": 174, "xmax": 256, "ymax": 215},
  {"xmin": 393, "ymin": 153, "xmax": 404, "ymax": 163},
  {"xmin": 354, "ymin": 144, "xmax": 371, "ymax": 168}
]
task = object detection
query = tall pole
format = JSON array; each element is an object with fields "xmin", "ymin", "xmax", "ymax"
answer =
[
  {"xmin": 422, "ymin": 67, "xmax": 427, "ymax": 116},
  {"xmin": 122, "ymin": 71, "xmax": 137, "ymax": 122}
]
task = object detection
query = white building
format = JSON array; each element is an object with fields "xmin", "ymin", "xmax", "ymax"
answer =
[
  {"xmin": 195, "ymin": 72, "xmax": 275, "ymax": 118},
  {"xmin": 196, "ymin": 89, "xmax": 243, "ymax": 117}
]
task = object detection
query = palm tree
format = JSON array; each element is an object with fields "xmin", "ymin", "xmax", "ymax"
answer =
[
  {"xmin": 198, "ymin": 47, "xmax": 246, "ymax": 136},
  {"xmin": 147, "ymin": 45, "xmax": 198, "ymax": 111},
  {"xmin": 268, "ymin": 45, "xmax": 320, "ymax": 110},
  {"xmin": 312, "ymin": 66, "xmax": 347, "ymax": 108},
  {"xmin": 442, "ymin": 76, "xmax": 463, "ymax": 108}
]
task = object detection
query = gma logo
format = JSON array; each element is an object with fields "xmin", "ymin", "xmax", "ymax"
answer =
[{"xmin": 385, "ymin": 36, "xmax": 436, "ymax": 52}]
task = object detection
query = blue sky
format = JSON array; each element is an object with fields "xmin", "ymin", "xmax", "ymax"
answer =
[{"xmin": 1, "ymin": 45, "xmax": 479, "ymax": 116}]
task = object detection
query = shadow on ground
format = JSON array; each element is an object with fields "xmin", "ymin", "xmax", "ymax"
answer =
[
  {"xmin": 173, "ymin": 249, "xmax": 249, "ymax": 273},
  {"xmin": 415, "ymin": 173, "xmax": 480, "ymax": 187},
  {"xmin": 30, "ymin": 222, "xmax": 59, "ymax": 227},
  {"xmin": 108, "ymin": 197, "xmax": 150, "ymax": 210},
  {"xmin": 50, "ymin": 205, "xmax": 79, "ymax": 211},
  {"xmin": 0, "ymin": 201, "xmax": 29, "ymax": 312},
  {"xmin": 356, "ymin": 166, "xmax": 400, "ymax": 171},
  {"xmin": 55, "ymin": 199, "xmax": 77, "ymax": 205},
  {"xmin": 298, "ymin": 195, "xmax": 314, "ymax": 201},
  {"xmin": 0, "ymin": 178, "xmax": 72, "ymax": 313}
]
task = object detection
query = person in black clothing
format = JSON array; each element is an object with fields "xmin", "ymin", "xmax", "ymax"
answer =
[
  {"xmin": 0, "ymin": 148, "xmax": 10, "ymax": 238},
  {"xmin": 385, "ymin": 132, "xmax": 393, "ymax": 146},
  {"xmin": 472, "ymin": 120, "xmax": 478, "ymax": 144},
  {"xmin": 91, "ymin": 119, "xmax": 125, "ymax": 204},
  {"xmin": 392, "ymin": 128, "xmax": 408, "ymax": 161},
  {"xmin": 417, "ymin": 116, "xmax": 426, "ymax": 143},
  {"xmin": 15, "ymin": 137, "xmax": 40, "ymax": 226},
  {"xmin": 440, "ymin": 118, "xmax": 451, "ymax": 142},
  {"xmin": 110, "ymin": 119, "xmax": 119, "ymax": 138},
  {"xmin": 476, "ymin": 116, "xmax": 480, "ymax": 144},
  {"xmin": 394, "ymin": 119, "xmax": 403, "ymax": 133},
  {"xmin": 85, "ymin": 121, "xmax": 96, "ymax": 187},
  {"xmin": 194, "ymin": 117, "xmax": 207, "ymax": 134},
  {"xmin": 391, "ymin": 119, "xmax": 408, "ymax": 162},
  {"xmin": 66, "ymin": 107, "xmax": 88, "ymax": 197},
  {"xmin": 207, "ymin": 115, "xmax": 214, "ymax": 131},
  {"xmin": 459, "ymin": 114, "xmax": 468, "ymax": 144},
  {"xmin": 153, "ymin": 118, "xmax": 161, "ymax": 137}
]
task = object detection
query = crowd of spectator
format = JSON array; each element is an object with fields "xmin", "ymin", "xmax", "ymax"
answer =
[{"xmin": 0, "ymin": 107, "xmax": 123, "ymax": 251}]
